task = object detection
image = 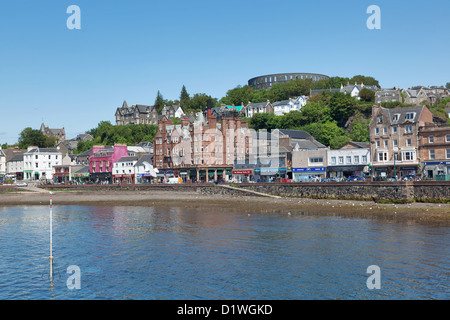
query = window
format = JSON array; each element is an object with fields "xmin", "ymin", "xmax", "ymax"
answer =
[
  {"xmin": 48, "ymin": 155, "xmax": 51, "ymax": 159},
  {"xmin": 383, "ymin": 127, "xmax": 387, "ymax": 135},
  {"xmin": 393, "ymin": 139, "xmax": 398, "ymax": 148},
  {"xmin": 338, "ymin": 156, "xmax": 344, "ymax": 164},
  {"xmin": 354, "ymin": 156, "xmax": 360, "ymax": 164},
  {"xmin": 309, "ymin": 157, "xmax": 323, "ymax": 164},
  {"xmin": 346, "ymin": 156, "xmax": 351, "ymax": 164},
  {"xmin": 384, "ymin": 140, "xmax": 388, "ymax": 148},
  {"xmin": 406, "ymin": 139, "xmax": 412, "ymax": 147},
  {"xmin": 405, "ymin": 125, "xmax": 412, "ymax": 134},
  {"xmin": 376, "ymin": 141, "xmax": 380, "ymax": 148},
  {"xmin": 446, "ymin": 135, "xmax": 450, "ymax": 142},
  {"xmin": 402, "ymin": 151, "xmax": 414, "ymax": 161},
  {"xmin": 378, "ymin": 152, "xmax": 387, "ymax": 161},
  {"xmin": 375, "ymin": 128, "xmax": 380, "ymax": 136},
  {"xmin": 429, "ymin": 136, "xmax": 434, "ymax": 143},
  {"xmin": 331, "ymin": 157, "xmax": 336, "ymax": 165},
  {"xmin": 429, "ymin": 150, "xmax": 435, "ymax": 160},
  {"xmin": 405, "ymin": 112, "xmax": 415, "ymax": 120},
  {"xmin": 392, "ymin": 114, "xmax": 400, "ymax": 122},
  {"xmin": 362, "ymin": 155, "xmax": 367, "ymax": 163},
  {"xmin": 377, "ymin": 115, "xmax": 383, "ymax": 123},
  {"xmin": 392, "ymin": 126, "xmax": 397, "ymax": 134},
  {"xmin": 447, "ymin": 149, "xmax": 450, "ymax": 159}
]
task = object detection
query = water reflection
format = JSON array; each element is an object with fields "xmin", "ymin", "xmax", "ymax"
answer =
[{"xmin": 0, "ymin": 205, "xmax": 448, "ymax": 300}]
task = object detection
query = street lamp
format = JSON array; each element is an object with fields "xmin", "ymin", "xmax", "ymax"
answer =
[{"xmin": 393, "ymin": 147, "xmax": 398, "ymax": 180}]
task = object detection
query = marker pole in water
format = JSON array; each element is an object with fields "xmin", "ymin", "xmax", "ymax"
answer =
[{"xmin": 49, "ymin": 191, "xmax": 53, "ymax": 283}]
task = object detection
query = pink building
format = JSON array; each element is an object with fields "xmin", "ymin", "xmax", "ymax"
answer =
[{"xmin": 89, "ymin": 144, "xmax": 128, "ymax": 183}]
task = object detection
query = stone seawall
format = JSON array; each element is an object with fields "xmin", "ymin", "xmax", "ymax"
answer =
[{"xmin": 37, "ymin": 181, "xmax": 450, "ymax": 203}]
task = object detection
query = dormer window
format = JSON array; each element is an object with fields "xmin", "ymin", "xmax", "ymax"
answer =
[
  {"xmin": 377, "ymin": 115, "xmax": 383, "ymax": 123},
  {"xmin": 405, "ymin": 112, "xmax": 415, "ymax": 120},
  {"xmin": 392, "ymin": 114, "xmax": 400, "ymax": 122}
]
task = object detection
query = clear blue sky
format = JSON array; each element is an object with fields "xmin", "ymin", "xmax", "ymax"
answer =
[{"xmin": 1, "ymin": 0, "xmax": 449, "ymax": 144}]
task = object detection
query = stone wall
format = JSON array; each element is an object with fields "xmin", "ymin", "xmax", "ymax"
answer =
[{"xmin": 37, "ymin": 181, "xmax": 450, "ymax": 203}]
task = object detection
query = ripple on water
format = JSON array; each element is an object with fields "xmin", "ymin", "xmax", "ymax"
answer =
[{"xmin": 0, "ymin": 205, "xmax": 448, "ymax": 300}]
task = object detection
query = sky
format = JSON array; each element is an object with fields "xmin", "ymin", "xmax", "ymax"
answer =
[{"xmin": 0, "ymin": 0, "xmax": 449, "ymax": 144}]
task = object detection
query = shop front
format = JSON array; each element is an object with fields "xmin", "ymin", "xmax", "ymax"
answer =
[
  {"xmin": 327, "ymin": 165, "xmax": 366, "ymax": 178},
  {"xmin": 254, "ymin": 167, "xmax": 287, "ymax": 183},
  {"xmin": 113, "ymin": 174, "xmax": 135, "ymax": 184},
  {"xmin": 157, "ymin": 169, "xmax": 174, "ymax": 183},
  {"xmin": 90, "ymin": 172, "xmax": 112, "ymax": 184},
  {"xmin": 422, "ymin": 161, "xmax": 450, "ymax": 180},
  {"xmin": 186, "ymin": 167, "xmax": 232, "ymax": 183},
  {"xmin": 398, "ymin": 166, "xmax": 419, "ymax": 178},
  {"xmin": 232, "ymin": 169, "xmax": 253, "ymax": 183},
  {"xmin": 72, "ymin": 172, "xmax": 89, "ymax": 184},
  {"xmin": 292, "ymin": 167, "xmax": 326, "ymax": 182}
]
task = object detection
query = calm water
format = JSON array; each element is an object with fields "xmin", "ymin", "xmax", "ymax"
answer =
[{"xmin": 0, "ymin": 205, "xmax": 448, "ymax": 300}]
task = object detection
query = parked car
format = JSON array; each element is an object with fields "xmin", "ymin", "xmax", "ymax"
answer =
[
  {"xmin": 15, "ymin": 182, "xmax": 28, "ymax": 187},
  {"xmin": 281, "ymin": 178, "xmax": 291, "ymax": 183},
  {"xmin": 348, "ymin": 175, "xmax": 365, "ymax": 181}
]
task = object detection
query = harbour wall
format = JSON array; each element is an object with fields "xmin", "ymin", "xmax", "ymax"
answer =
[{"xmin": 36, "ymin": 181, "xmax": 450, "ymax": 203}]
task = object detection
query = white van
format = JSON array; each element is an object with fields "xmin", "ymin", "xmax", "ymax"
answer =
[{"xmin": 167, "ymin": 177, "xmax": 181, "ymax": 184}]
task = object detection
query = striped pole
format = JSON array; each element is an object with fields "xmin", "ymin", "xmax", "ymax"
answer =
[{"xmin": 49, "ymin": 192, "xmax": 53, "ymax": 283}]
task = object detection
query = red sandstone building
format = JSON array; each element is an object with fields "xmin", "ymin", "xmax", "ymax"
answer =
[
  {"xmin": 418, "ymin": 125, "xmax": 450, "ymax": 179},
  {"xmin": 153, "ymin": 110, "xmax": 254, "ymax": 182},
  {"xmin": 369, "ymin": 105, "xmax": 434, "ymax": 178}
]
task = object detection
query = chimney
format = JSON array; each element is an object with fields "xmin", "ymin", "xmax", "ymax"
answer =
[
  {"xmin": 228, "ymin": 117, "xmax": 235, "ymax": 130},
  {"xmin": 207, "ymin": 110, "xmax": 217, "ymax": 130},
  {"xmin": 222, "ymin": 118, "xmax": 228, "ymax": 135},
  {"xmin": 181, "ymin": 116, "xmax": 189, "ymax": 127}
]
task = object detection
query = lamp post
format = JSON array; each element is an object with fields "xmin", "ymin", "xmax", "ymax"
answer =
[{"xmin": 393, "ymin": 147, "xmax": 398, "ymax": 180}]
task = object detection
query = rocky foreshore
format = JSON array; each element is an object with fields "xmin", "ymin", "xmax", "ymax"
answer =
[{"xmin": 1, "ymin": 189, "xmax": 449, "ymax": 225}]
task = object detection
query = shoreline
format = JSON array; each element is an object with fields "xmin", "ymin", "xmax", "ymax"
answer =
[{"xmin": 1, "ymin": 190, "xmax": 449, "ymax": 225}]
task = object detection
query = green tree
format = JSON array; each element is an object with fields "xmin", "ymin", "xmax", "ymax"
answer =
[
  {"xmin": 154, "ymin": 90, "xmax": 165, "ymax": 113},
  {"xmin": 185, "ymin": 93, "xmax": 217, "ymax": 112},
  {"xmin": 446, "ymin": 82, "xmax": 450, "ymax": 90},
  {"xmin": 220, "ymin": 85, "xmax": 255, "ymax": 106},
  {"xmin": 329, "ymin": 92, "xmax": 358, "ymax": 126},
  {"xmin": 249, "ymin": 113, "xmax": 280, "ymax": 131},
  {"xmin": 349, "ymin": 117, "xmax": 370, "ymax": 142},
  {"xmin": 299, "ymin": 102, "xmax": 332, "ymax": 124},
  {"xmin": 18, "ymin": 127, "xmax": 55, "ymax": 149},
  {"xmin": 359, "ymin": 88, "xmax": 375, "ymax": 102},
  {"xmin": 349, "ymin": 75, "xmax": 380, "ymax": 87},
  {"xmin": 179, "ymin": 85, "xmax": 190, "ymax": 108}
]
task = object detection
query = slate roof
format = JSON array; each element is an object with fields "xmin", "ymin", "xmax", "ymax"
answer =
[
  {"xmin": 272, "ymin": 100, "xmax": 290, "ymax": 106},
  {"xmin": 117, "ymin": 156, "xmax": 138, "ymax": 163},
  {"xmin": 74, "ymin": 165, "xmax": 90, "ymax": 174},
  {"xmin": 246, "ymin": 102, "xmax": 270, "ymax": 109},
  {"xmin": 26, "ymin": 148, "xmax": 60, "ymax": 154},
  {"xmin": 383, "ymin": 106, "xmax": 425, "ymax": 124},
  {"xmin": 135, "ymin": 154, "xmax": 153, "ymax": 167},
  {"xmin": 346, "ymin": 142, "xmax": 370, "ymax": 149},
  {"xmin": 277, "ymin": 129, "xmax": 313, "ymax": 140},
  {"xmin": 9, "ymin": 154, "xmax": 24, "ymax": 162}
]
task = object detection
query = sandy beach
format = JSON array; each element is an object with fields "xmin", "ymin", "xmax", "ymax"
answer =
[{"xmin": 1, "ymin": 188, "xmax": 449, "ymax": 225}]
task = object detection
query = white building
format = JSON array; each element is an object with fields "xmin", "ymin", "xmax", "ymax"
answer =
[
  {"xmin": 112, "ymin": 156, "xmax": 138, "ymax": 183},
  {"xmin": 341, "ymin": 82, "xmax": 378, "ymax": 100},
  {"xmin": 273, "ymin": 96, "xmax": 308, "ymax": 116},
  {"xmin": 0, "ymin": 147, "xmax": 5, "ymax": 176},
  {"xmin": 6, "ymin": 154, "xmax": 24, "ymax": 180},
  {"xmin": 244, "ymin": 101, "xmax": 274, "ymax": 118},
  {"xmin": 134, "ymin": 154, "xmax": 158, "ymax": 184},
  {"xmin": 327, "ymin": 142, "xmax": 371, "ymax": 178},
  {"xmin": 23, "ymin": 147, "xmax": 63, "ymax": 181}
]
